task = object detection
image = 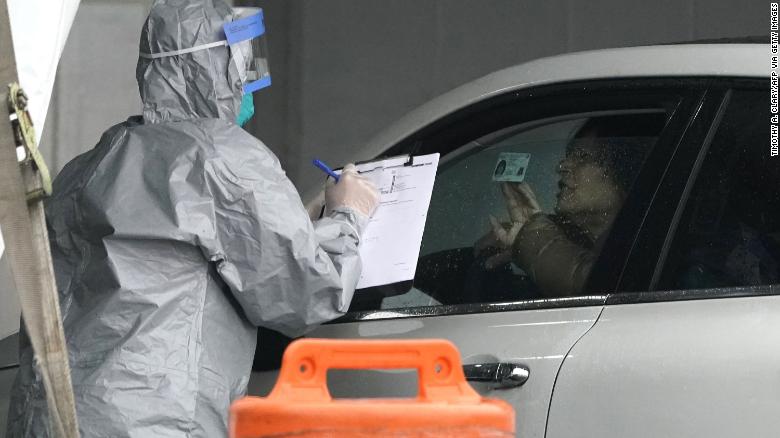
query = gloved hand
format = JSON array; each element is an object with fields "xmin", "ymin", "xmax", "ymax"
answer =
[{"xmin": 325, "ymin": 163, "xmax": 380, "ymax": 217}]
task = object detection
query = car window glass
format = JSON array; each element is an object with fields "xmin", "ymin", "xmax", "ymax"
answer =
[
  {"xmin": 377, "ymin": 111, "xmax": 667, "ymax": 310},
  {"xmin": 657, "ymin": 90, "xmax": 779, "ymax": 290}
]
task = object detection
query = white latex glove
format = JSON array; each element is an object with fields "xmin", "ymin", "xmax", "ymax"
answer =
[{"xmin": 325, "ymin": 164, "xmax": 380, "ymax": 217}]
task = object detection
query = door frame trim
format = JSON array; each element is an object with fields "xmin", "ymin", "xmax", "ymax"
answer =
[{"xmin": 333, "ymin": 295, "xmax": 607, "ymax": 323}]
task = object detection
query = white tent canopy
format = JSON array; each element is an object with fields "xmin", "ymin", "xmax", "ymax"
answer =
[
  {"xmin": 0, "ymin": 0, "xmax": 80, "ymax": 340},
  {"xmin": 7, "ymin": 0, "xmax": 80, "ymax": 144}
]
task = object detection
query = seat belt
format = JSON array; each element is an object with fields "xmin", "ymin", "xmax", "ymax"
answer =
[{"xmin": 0, "ymin": 1, "xmax": 80, "ymax": 437}]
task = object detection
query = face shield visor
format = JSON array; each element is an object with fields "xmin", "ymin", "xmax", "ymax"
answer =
[{"xmin": 225, "ymin": 8, "xmax": 271, "ymax": 95}]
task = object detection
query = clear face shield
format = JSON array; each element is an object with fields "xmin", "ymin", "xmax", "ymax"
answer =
[{"xmin": 225, "ymin": 8, "xmax": 271, "ymax": 94}]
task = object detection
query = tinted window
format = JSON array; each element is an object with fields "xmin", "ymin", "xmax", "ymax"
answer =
[
  {"xmin": 658, "ymin": 90, "xmax": 780, "ymax": 290},
  {"xmin": 373, "ymin": 110, "xmax": 668, "ymax": 310}
]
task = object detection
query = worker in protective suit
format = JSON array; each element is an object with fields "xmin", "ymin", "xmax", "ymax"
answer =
[{"xmin": 6, "ymin": 0, "xmax": 379, "ymax": 436}]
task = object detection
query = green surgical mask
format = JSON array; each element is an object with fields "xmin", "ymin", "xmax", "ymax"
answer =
[{"xmin": 237, "ymin": 93, "xmax": 255, "ymax": 127}]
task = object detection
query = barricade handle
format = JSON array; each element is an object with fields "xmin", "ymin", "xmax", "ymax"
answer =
[{"xmin": 268, "ymin": 339, "xmax": 482, "ymax": 403}]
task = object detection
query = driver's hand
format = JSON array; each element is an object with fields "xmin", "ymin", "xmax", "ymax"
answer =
[
  {"xmin": 502, "ymin": 182, "xmax": 542, "ymax": 226},
  {"xmin": 479, "ymin": 182, "xmax": 542, "ymax": 270}
]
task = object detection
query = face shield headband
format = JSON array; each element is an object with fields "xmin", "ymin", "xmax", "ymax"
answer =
[
  {"xmin": 139, "ymin": 9, "xmax": 271, "ymax": 95},
  {"xmin": 224, "ymin": 9, "xmax": 271, "ymax": 94}
]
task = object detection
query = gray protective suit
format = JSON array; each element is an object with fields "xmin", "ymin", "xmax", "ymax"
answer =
[{"xmin": 6, "ymin": 1, "xmax": 366, "ymax": 437}]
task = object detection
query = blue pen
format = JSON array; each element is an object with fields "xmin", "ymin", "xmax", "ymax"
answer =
[{"xmin": 312, "ymin": 159, "xmax": 340, "ymax": 182}]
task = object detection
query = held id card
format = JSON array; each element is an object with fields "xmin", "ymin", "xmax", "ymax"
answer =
[{"xmin": 492, "ymin": 152, "xmax": 531, "ymax": 182}]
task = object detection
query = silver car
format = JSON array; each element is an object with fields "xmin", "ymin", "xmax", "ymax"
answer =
[
  {"xmin": 1, "ymin": 41, "xmax": 776, "ymax": 438},
  {"xmin": 251, "ymin": 41, "xmax": 779, "ymax": 438}
]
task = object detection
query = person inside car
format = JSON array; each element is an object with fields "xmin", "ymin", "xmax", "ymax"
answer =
[{"xmin": 478, "ymin": 114, "xmax": 663, "ymax": 297}]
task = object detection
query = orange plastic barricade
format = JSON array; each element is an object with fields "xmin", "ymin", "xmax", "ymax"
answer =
[{"xmin": 230, "ymin": 339, "xmax": 515, "ymax": 437}]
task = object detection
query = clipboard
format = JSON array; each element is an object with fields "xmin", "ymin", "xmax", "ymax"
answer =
[
  {"xmin": 322, "ymin": 154, "xmax": 431, "ymax": 179},
  {"xmin": 321, "ymin": 153, "xmax": 440, "ymax": 289}
]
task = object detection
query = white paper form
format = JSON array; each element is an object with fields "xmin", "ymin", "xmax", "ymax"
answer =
[{"xmin": 353, "ymin": 153, "xmax": 440, "ymax": 289}]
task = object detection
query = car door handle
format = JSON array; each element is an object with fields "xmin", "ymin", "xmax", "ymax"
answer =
[{"xmin": 462, "ymin": 363, "xmax": 529, "ymax": 389}]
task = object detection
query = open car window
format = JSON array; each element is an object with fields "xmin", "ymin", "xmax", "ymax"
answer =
[{"xmin": 371, "ymin": 110, "xmax": 668, "ymax": 310}]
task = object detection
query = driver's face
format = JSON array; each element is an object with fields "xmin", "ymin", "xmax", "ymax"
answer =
[{"xmin": 554, "ymin": 145, "xmax": 623, "ymax": 217}]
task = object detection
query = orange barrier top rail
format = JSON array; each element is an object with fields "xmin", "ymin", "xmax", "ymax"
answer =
[{"xmin": 230, "ymin": 338, "xmax": 515, "ymax": 438}]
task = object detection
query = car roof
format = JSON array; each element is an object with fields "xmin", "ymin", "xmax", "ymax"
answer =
[{"xmin": 357, "ymin": 43, "xmax": 767, "ymax": 162}]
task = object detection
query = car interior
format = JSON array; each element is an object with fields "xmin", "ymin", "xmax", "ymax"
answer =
[
  {"xmin": 659, "ymin": 90, "xmax": 779, "ymax": 290},
  {"xmin": 350, "ymin": 111, "xmax": 671, "ymax": 311}
]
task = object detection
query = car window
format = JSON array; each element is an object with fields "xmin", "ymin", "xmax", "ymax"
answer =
[
  {"xmin": 657, "ymin": 90, "xmax": 779, "ymax": 290},
  {"xmin": 376, "ymin": 110, "xmax": 669, "ymax": 310}
]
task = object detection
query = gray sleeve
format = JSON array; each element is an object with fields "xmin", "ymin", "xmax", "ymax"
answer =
[{"xmin": 202, "ymin": 144, "xmax": 367, "ymax": 338}]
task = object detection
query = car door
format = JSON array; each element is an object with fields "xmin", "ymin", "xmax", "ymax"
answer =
[
  {"xmin": 546, "ymin": 82, "xmax": 780, "ymax": 437},
  {"xmin": 249, "ymin": 79, "xmax": 704, "ymax": 438}
]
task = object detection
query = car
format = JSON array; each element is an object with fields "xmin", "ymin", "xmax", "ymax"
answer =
[
  {"xmin": 249, "ymin": 40, "xmax": 779, "ymax": 438},
  {"xmin": 1, "ymin": 40, "xmax": 776, "ymax": 438}
]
